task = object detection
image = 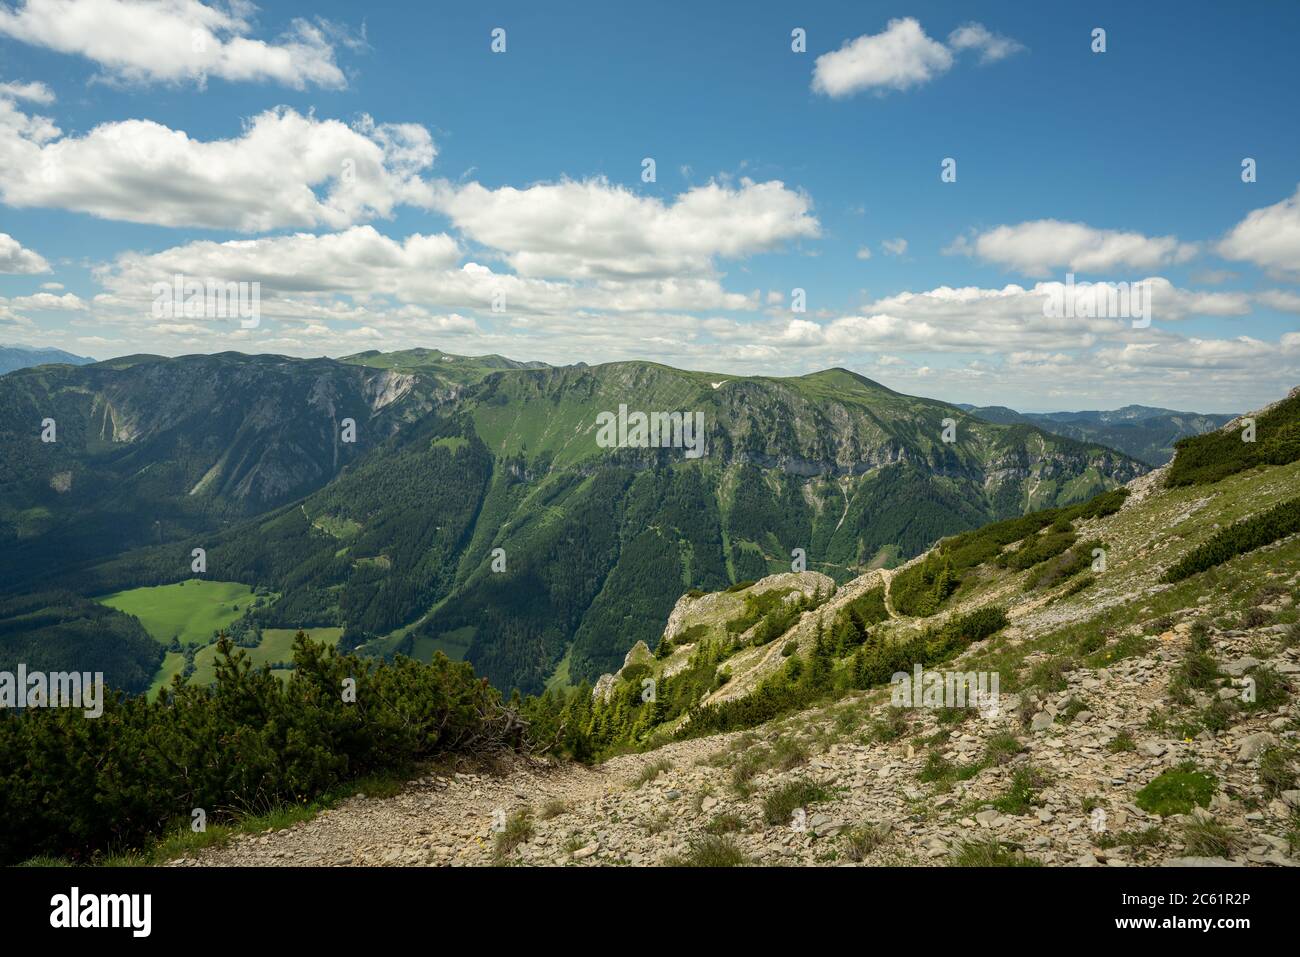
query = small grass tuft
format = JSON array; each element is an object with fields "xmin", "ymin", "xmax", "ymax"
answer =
[
  {"xmin": 762, "ymin": 780, "xmax": 831, "ymax": 826},
  {"xmin": 664, "ymin": 835, "xmax": 750, "ymax": 867}
]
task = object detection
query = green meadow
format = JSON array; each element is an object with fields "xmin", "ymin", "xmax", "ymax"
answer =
[
  {"xmin": 146, "ymin": 651, "xmax": 187, "ymax": 698},
  {"xmin": 98, "ymin": 579, "xmax": 257, "ymax": 646}
]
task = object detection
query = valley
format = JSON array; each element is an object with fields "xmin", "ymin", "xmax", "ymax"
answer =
[
  {"xmin": 170, "ymin": 389, "xmax": 1300, "ymax": 868},
  {"xmin": 2, "ymin": 369, "xmax": 1296, "ymax": 870},
  {"xmin": 0, "ymin": 351, "xmax": 1149, "ymax": 696}
]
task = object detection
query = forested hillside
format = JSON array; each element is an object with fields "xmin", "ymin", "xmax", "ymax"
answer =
[{"xmin": 0, "ymin": 352, "xmax": 1145, "ymax": 695}]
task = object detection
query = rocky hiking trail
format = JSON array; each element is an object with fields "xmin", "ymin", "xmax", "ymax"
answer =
[
  {"xmin": 172, "ymin": 601, "xmax": 1300, "ymax": 868},
  {"xmin": 171, "ymin": 734, "xmax": 744, "ymax": 867},
  {"xmin": 172, "ymin": 456, "xmax": 1300, "ymax": 869}
]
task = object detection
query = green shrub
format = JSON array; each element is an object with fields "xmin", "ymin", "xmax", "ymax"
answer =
[
  {"xmin": 1026, "ymin": 539, "xmax": 1103, "ymax": 591},
  {"xmin": 1061, "ymin": 575, "xmax": 1096, "ymax": 597},
  {"xmin": 0, "ymin": 632, "xmax": 520, "ymax": 865},
  {"xmin": 539, "ymin": 799, "xmax": 569, "ymax": 820},
  {"xmin": 890, "ymin": 488, "xmax": 1127, "ymax": 616},
  {"xmin": 1075, "ymin": 632, "xmax": 1106, "ymax": 656},
  {"xmin": 1165, "ymin": 392, "xmax": 1300, "ymax": 487},
  {"xmin": 1163, "ymin": 495, "xmax": 1300, "ymax": 583},
  {"xmin": 1094, "ymin": 826, "xmax": 1166, "ymax": 851},
  {"xmin": 999, "ymin": 530, "xmax": 1078, "ymax": 571},
  {"xmin": 919, "ymin": 751, "xmax": 955, "ymax": 783}
]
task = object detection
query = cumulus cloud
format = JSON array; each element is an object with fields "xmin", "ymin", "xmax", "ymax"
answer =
[
  {"xmin": 947, "ymin": 23, "xmax": 1024, "ymax": 63},
  {"xmin": 0, "ymin": 102, "xmax": 436, "ymax": 230},
  {"xmin": 432, "ymin": 177, "xmax": 820, "ymax": 280},
  {"xmin": 0, "ymin": 0, "xmax": 347, "ymax": 88},
  {"xmin": 0, "ymin": 232, "xmax": 50, "ymax": 273},
  {"xmin": 1218, "ymin": 184, "xmax": 1300, "ymax": 277},
  {"xmin": 0, "ymin": 79, "xmax": 54, "ymax": 102},
  {"xmin": 812, "ymin": 18, "xmax": 1021, "ymax": 97},
  {"xmin": 5, "ymin": 291, "xmax": 85, "ymax": 309},
  {"xmin": 881, "ymin": 237, "xmax": 908, "ymax": 256},
  {"xmin": 91, "ymin": 226, "xmax": 760, "ymax": 322},
  {"xmin": 766, "ymin": 278, "xmax": 1250, "ymax": 361},
  {"xmin": 948, "ymin": 220, "xmax": 1198, "ymax": 277},
  {"xmin": 1256, "ymin": 289, "xmax": 1300, "ymax": 313},
  {"xmin": 812, "ymin": 18, "xmax": 953, "ymax": 96},
  {"xmin": 1095, "ymin": 334, "xmax": 1300, "ymax": 372}
]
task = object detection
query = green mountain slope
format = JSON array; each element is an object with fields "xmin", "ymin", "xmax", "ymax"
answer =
[
  {"xmin": 0, "ymin": 352, "xmax": 449, "ymax": 589},
  {"xmin": 550, "ymin": 383, "xmax": 1300, "ymax": 764},
  {"xmin": 42, "ymin": 354, "xmax": 1145, "ymax": 694}
]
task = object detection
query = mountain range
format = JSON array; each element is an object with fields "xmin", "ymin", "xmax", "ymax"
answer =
[
  {"xmin": 956, "ymin": 403, "xmax": 1237, "ymax": 466},
  {"xmin": 2, "ymin": 348, "xmax": 1155, "ymax": 694},
  {"xmin": 0, "ymin": 345, "xmax": 93, "ymax": 375}
]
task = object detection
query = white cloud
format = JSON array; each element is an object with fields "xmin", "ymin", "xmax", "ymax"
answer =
[
  {"xmin": 855, "ymin": 246, "xmax": 872, "ymax": 260},
  {"xmin": 881, "ymin": 237, "xmax": 908, "ymax": 256},
  {"xmin": 769, "ymin": 279, "xmax": 1249, "ymax": 358},
  {"xmin": 0, "ymin": 103, "xmax": 436, "ymax": 230},
  {"xmin": 0, "ymin": 79, "xmax": 54, "ymax": 102},
  {"xmin": 99, "ymin": 226, "xmax": 460, "ymax": 295},
  {"xmin": 812, "ymin": 18, "xmax": 953, "ymax": 97},
  {"xmin": 1257, "ymin": 289, "xmax": 1300, "ymax": 313},
  {"xmin": 0, "ymin": 0, "xmax": 346, "ymax": 88},
  {"xmin": 947, "ymin": 24, "xmax": 1024, "ymax": 63},
  {"xmin": 1095, "ymin": 334, "xmax": 1300, "ymax": 372},
  {"xmin": 1218, "ymin": 184, "xmax": 1300, "ymax": 277},
  {"xmin": 0, "ymin": 232, "xmax": 50, "ymax": 273},
  {"xmin": 812, "ymin": 18, "xmax": 1022, "ymax": 98},
  {"xmin": 432, "ymin": 177, "xmax": 819, "ymax": 279},
  {"xmin": 949, "ymin": 220, "xmax": 1198, "ymax": 277},
  {"xmin": 92, "ymin": 226, "xmax": 759, "ymax": 320},
  {"xmin": 4, "ymin": 291, "xmax": 85, "ymax": 309},
  {"xmin": 0, "ymin": 302, "xmax": 36, "ymax": 330}
]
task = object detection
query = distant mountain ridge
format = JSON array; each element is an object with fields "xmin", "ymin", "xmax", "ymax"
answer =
[
  {"xmin": 956, "ymin": 402, "xmax": 1237, "ymax": 466},
  {"xmin": 0, "ymin": 345, "xmax": 94, "ymax": 375}
]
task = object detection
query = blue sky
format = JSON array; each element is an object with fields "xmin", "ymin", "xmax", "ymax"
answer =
[{"xmin": 1, "ymin": 0, "xmax": 1298, "ymax": 410}]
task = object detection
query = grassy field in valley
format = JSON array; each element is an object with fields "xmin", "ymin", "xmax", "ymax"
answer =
[{"xmin": 97, "ymin": 579, "xmax": 258, "ymax": 646}]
